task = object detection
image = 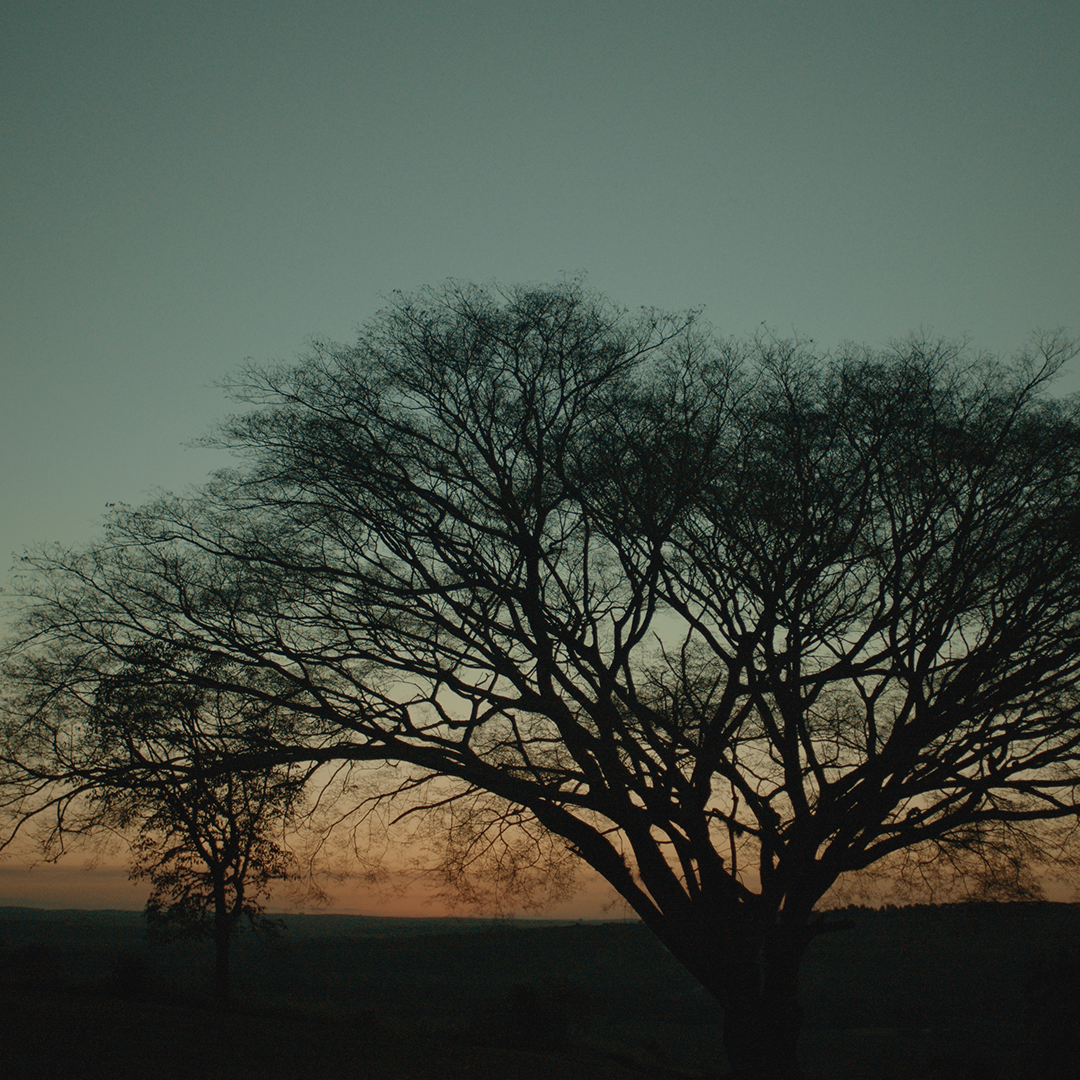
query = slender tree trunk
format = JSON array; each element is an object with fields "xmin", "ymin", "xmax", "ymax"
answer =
[
  {"xmin": 213, "ymin": 912, "xmax": 232, "ymax": 1007},
  {"xmin": 211, "ymin": 881, "xmax": 234, "ymax": 1009}
]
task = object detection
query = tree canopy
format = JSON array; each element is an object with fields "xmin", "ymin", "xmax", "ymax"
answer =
[{"xmin": 4, "ymin": 280, "xmax": 1079, "ymax": 1078}]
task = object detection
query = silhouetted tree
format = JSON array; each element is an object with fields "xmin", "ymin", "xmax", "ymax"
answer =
[
  {"xmin": 126, "ymin": 765, "xmax": 302, "ymax": 1006},
  {"xmin": 1, "ymin": 649, "xmax": 316, "ymax": 1005},
  {"xmin": 5, "ymin": 280, "xmax": 1080, "ymax": 1077}
]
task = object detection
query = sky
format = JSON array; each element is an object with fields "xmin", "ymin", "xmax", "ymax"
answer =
[{"xmin": 2, "ymin": 0, "xmax": 1078, "ymax": 912}]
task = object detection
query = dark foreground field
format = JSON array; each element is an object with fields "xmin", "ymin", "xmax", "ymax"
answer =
[{"xmin": 2, "ymin": 903, "xmax": 1079, "ymax": 1079}]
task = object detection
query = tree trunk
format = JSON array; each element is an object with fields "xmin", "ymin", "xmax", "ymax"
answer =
[
  {"xmin": 719, "ymin": 950, "xmax": 804, "ymax": 1080},
  {"xmin": 659, "ymin": 917, "xmax": 809, "ymax": 1080},
  {"xmin": 213, "ymin": 907, "xmax": 233, "ymax": 1008}
]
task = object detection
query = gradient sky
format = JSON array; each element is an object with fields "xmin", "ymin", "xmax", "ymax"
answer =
[{"xmin": 2, "ymin": 0, "xmax": 1078, "ymax": 911}]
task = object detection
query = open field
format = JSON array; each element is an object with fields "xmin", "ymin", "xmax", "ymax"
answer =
[{"xmin": 2, "ymin": 903, "xmax": 1079, "ymax": 1079}]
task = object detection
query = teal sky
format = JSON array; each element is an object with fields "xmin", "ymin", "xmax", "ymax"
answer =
[
  {"xmin": 2, "ymin": 0, "xmax": 1078, "ymax": 910},
  {"xmin": 3, "ymin": 0, "xmax": 1078, "ymax": 568}
]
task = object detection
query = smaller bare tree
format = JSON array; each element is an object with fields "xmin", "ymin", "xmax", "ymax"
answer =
[
  {"xmin": 1, "ymin": 645, "xmax": 320, "ymax": 1005},
  {"xmin": 124, "ymin": 758, "xmax": 309, "ymax": 1006}
]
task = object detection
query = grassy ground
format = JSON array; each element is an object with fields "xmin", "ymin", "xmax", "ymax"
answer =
[
  {"xmin": 1, "ymin": 989, "xmax": 1065, "ymax": 1080},
  {"xmin": 2, "ymin": 904, "xmax": 1079, "ymax": 1079},
  {"xmin": 0, "ymin": 988, "xmax": 679, "ymax": 1080}
]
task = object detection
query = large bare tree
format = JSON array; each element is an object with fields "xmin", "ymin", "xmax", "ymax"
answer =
[{"xmin": 5, "ymin": 281, "xmax": 1080, "ymax": 1077}]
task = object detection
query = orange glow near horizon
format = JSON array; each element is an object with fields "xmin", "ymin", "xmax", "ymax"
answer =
[
  {"xmin": 4, "ymin": 854, "xmax": 1074, "ymax": 916},
  {"xmin": 0, "ymin": 857, "xmax": 629, "ymax": 919}
]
